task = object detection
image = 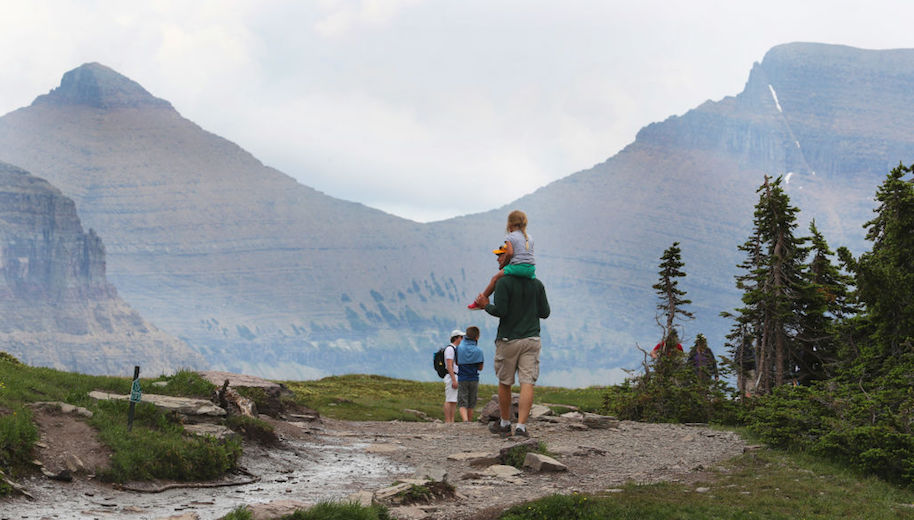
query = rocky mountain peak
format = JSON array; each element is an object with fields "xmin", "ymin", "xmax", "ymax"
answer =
[{"xmin": 32, "ymin": 62, "xmax": 172, "ymax": 109}]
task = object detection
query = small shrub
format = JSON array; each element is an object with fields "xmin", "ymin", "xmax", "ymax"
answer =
[{"xmin": 603, "ymin": 355, "xmax": 737, "ymax": 424}]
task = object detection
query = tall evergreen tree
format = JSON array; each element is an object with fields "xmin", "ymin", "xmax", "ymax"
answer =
[
  {"xmin": 792, "ymin": 220, "xmax": 849, "ymax": 384},
  {"xmin": 842, "ymin": 163, "xmax": 914, "ymax": 374},
  {"xmin": 729, "ymin": 176, "xmax": 808, "ymax": 393},
  {"xmin": 653, "ymin": 242, "xmax": 693, "ymax": 355}
]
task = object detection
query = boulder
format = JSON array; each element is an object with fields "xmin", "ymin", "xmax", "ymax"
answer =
[
  {"xmin": 198, "ymin": 371, "xmax": 295, "ymax": 418},
  {"xmin": 478, "ymin": 394, "xmax": 519, "ymax": 423},
  {"xmin": 523, "ymin": 453, "xmax": 567, "ymax": 472}
]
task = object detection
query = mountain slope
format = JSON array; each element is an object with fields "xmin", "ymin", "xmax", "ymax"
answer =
[
  {"xmin": 0, "ymin": 44, "xmax": 911, "ymax": 385},
  {"xmin": 0, "ymin": 161, "xmax": 202, "ymax": 374}
]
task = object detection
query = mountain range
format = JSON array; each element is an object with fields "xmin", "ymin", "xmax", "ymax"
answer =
[{"xmin": 0, "ymin": 42, "xmax": 911, "ymax": 386}]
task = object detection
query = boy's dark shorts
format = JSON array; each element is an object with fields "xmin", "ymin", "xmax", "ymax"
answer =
[{"xmin": 457, "ymin": 380, "xmax": 479, "ymax": 409}]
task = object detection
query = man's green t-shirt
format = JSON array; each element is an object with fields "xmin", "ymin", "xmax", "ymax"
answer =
[{"xmin": 484, "ymin": 275, "xmax": 550, "ymax": 340}]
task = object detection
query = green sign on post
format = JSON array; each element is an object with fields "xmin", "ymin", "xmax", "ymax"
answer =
[
  {"xmin": 130, "ymin": 378, "xmax": 142, "ymax": 403},
  {"xmin": 127, "ymin": 365, "xmax": 140, "ymax": 431}
]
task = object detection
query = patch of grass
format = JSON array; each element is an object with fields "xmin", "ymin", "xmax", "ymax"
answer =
[
  {"xmin": 0, "ymin": 405, "xmax": 38, "ymax": 486},
  {"xmin": 222, "ymin": 505, "xmax": 253, "ymax": 520},
  {"xmin": 92, "ymin": 399, "xmax": 241, "ymax": 483},
  {"xmin": 279, "ymin": 500, "xmax": 392, "ymax": 519},
  {"xmin": 225, "ymin": 415, "xmax": 279, "ymax": 446},
  {"xmin": 499, "ymin": 448, "xmax": 914, "ymax": 519},
  {"xmin": 284, "ymin": 374, "xmax": 468, "ymax": 421},
  {"xmin": 534, "ymin": 385, "xmax": 606, "ymax": 413},
  {"xmin": 148, "ymin": 370, "xmax": 216, "ymax": 398},
  {"xmin": 0, "ymin": 358, "xmax": 239, "ymax": 484},
  {"xmin": 283, "ymin": 374, "xmax": 604, "ymax": 421}
]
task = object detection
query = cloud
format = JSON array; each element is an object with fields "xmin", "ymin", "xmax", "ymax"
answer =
[
  {"xmin": 314, "ymin": 0, "xmax": 425, "ymax": 38},
  {"xmin": 2, "ymin": 1, "xmax": 914, "ymax": 222}
]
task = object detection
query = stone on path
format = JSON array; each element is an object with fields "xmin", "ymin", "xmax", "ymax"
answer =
[
  {"xmin": 482, "ymin": 464, "xmax": 523, "ymax": 478},
  {"xmin": 582, "ymin": 412, "xmax": 619, "ymax": 429},
  {"xmin": 447, "ymin": 451, "xmax": 492, "ymax": 461},
  {"xmin": 523, "ymin": 453, "xmax": 567, "ymax": 472}
]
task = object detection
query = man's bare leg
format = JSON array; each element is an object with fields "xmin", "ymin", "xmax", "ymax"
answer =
[
  {"xmin": 516, "ymin": 383, "xmax": 534, "ymax": 426},
  {"xmin": 498, "ymin": 382, "xmax": 513, "ymax": 421}
]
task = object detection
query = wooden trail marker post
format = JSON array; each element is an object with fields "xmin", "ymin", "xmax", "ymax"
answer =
[{"xmin": 127, "ymin": 365, "xmax": 141, "ymax": 431}]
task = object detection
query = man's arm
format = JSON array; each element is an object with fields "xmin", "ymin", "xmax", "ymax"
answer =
[
  {"xmin": 537, "ymin": 280, "xmax": 550, "ymax": 319},
  {"xmin": 446, "ymin": 358, "xmax": 457, "ymax": 388},
  {"xmin": 484, "ymin": 277, "xmax": 509, "ymax": 317}
]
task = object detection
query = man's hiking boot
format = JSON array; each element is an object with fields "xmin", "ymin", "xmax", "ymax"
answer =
[
  {"xmin": 513, "ymin": 427, "xmax": 530, "ymax": 438},
  {"xmin": 488, "ymin": 421, "xmax": 511, "ymax": 436}
]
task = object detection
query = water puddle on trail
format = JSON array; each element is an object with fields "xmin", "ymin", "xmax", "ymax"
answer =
[{"xmin": 3, "ymin": 436, "xmax": 413, "ymax": 519}]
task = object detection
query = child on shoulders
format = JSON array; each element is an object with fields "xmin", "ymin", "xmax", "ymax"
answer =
[{"xmin": 468, "ymin": 210, "xmax": 535, "ymax": 310}]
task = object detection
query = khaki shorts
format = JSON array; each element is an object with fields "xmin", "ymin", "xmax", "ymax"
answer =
[{"xmin": 493, "ymin": 337, "xmax": 541, "ymax": 386}]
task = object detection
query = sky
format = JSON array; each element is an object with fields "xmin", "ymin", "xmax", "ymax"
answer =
[{"xmin": 0, "ymin": 1, "xmax": 912, "ymax": 223}]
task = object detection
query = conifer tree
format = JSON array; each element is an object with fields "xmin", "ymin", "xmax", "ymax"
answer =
[
  {"xmin": 842, "ymin": 163, "xmax": 914, "ymax": 373},
  {"xmin": 729, "ymin": 176, "xmax": 808, "ymax": 393},
  {"xmin": 792, "ymin": 220, "xmax": 849, "ymax": 383},
  {"xmin": 652, "ymin": 242, "xmax": 693, "ymax": 355}
]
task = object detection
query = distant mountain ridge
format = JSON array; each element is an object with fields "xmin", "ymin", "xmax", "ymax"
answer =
[
  {"xmin": 0, "ymin": 44, "xmax": 910, "ymax": 385},
  {"xmin": 0, "ymin": 161, "xmax": 202, "ymax": 374}
]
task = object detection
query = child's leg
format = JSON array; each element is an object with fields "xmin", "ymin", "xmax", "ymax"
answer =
[
  {"xmin": 468, "ymin": 270, "xmax": 504, "ymax": 309},
  {"xmin": 482, "ymin": 270, "xmax": 505, "ymax": 298}
]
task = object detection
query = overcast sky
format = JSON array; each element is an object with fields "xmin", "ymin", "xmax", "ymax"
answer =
[{"xmin": 1, "ymin": 1, "xmax": 911, "ymax": 222}]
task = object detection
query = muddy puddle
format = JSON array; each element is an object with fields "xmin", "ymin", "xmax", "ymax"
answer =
[{"xmin": 2, "ymin": 434, "xmax": 413, "ymax": 519}]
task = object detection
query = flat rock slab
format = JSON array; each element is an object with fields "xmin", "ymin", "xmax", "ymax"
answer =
[
  {"xmin": 88, "ymin": 391, "xmax": 225, "ymax": 417},
  {"xmin": 197, "ymin": 370, "xmax": 284, "ymax": 390},
  {"xmin": 447, "ymin": 451, "xmax": 493, "ymax": 461}
]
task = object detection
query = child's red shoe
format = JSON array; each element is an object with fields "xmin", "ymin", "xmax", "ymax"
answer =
[{"xmin": 467, "ymin": 302, "xmax": 481, "ymax": 310}]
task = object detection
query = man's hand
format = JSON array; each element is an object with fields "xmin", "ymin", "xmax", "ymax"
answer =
[
  {"xmin": 451, "ymin": 377, "xmax": 458, "ymax": 389},
  {"xmin": 474, "ymin": 293, "xmax": 489, "ymax": 307}
]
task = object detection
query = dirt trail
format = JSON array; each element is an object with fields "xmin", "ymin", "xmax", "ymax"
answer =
[{"xmin": 2, "ymin": 413, "xmax": 745, "ymax": 520}]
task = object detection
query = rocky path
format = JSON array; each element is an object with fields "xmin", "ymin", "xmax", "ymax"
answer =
[{"xmin": 2, "ymin": 411, "xmax": 745, "ymax": 520}]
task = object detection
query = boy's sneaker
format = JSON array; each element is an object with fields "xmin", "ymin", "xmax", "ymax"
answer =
[
  {"xmin": 467, "ymin": 302, "xmax": 482, "ymax": 310},
  {"xmin": 488, "ymin": 421, "xmax": 511, "ymax": 436},
  {"xmin": 513, "ymin": 426, "xmax": 530, "ymax": 438}
]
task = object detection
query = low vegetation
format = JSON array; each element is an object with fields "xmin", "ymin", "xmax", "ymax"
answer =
[
  {"xmin": 222, "ymin": 501, "xmax": 393, "ymax": 520},
  {"xmin": 498, "ymin": 447, "xmax": 914, "ymax": 519},
  {"xmin": 284, "ymin": 374, "xmax": 604, "ymax": 421},
  {"xmin": 0, "ymin": 360, "xmax": 240, "ymax": 489}
]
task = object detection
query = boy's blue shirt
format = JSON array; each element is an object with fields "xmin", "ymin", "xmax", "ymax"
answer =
[{"xmin": 457, "ymin": 339, "xmax": 484, "ymax": 382}]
